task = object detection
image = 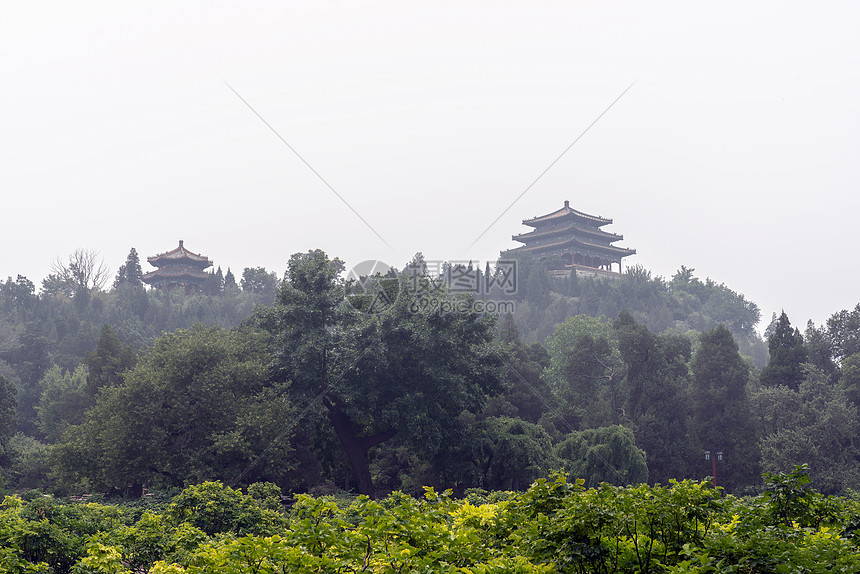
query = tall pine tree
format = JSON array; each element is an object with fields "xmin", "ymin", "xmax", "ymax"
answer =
[
  {"xmin": 614, "ymin": 311, "xmax": 697, "ymax": 485},
  {"xmin": 691, "ymin": 324, "xmax": 760, "ymax": 491},
  {"xmin": 760, "ymin": 311, "xmax": 808, "ymax": 390},
  {"xmin": 113, "ymin": 248, "xmax": 143, "ymax": 289}
]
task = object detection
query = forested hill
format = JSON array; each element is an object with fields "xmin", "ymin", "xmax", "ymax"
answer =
[
  {"xmin": 1, "ymin": 250, "xmax": 767, "ymax": 440},
  {"xmin": 4, "ymin": 248, "xmax": 860, "ymax": 500},
  {"xmin": 0, "ymin": 249, "xmax": 279, "ymax": 438},
  {"xmin": 504, "ymin": 255, "xmax": 768, "ymax": 367}
]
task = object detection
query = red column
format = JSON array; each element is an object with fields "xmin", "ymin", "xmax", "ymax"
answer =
[{"xmin": 712, "ymin": 457, "xmax": 717, "ymax": 488}]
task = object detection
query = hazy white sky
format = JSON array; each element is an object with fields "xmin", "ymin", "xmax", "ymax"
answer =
[{"xmin": 2, "ymin": 2, "xmax": 858, "ymax": 332}]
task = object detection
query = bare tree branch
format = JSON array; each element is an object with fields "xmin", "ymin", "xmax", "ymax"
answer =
[{"xmin": 51, "ymin": 248, "xmax": 110, "ymax": 292}]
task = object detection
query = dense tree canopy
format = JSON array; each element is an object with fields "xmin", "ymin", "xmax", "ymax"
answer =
[
  {"xmin": 0, "ymin": 373, "xmax": 16, "ymax": 466},
  {"xmin": 5, "ymin": 243, "xmax": 860, "ymax": 500},
  {"xmin": 615, "ymin": 311, "xmax": 698, "ymax": 485},
  {"xmin": 258, "ymin": 250, "xmax": 507, "ymax": 496},
  {"xmin": 754, "ymin": 365, "xmax": 860, "ymax": 494},
  {"xmin": 51, "ymin": 325, "xmax": 298, "ymax": 493}
]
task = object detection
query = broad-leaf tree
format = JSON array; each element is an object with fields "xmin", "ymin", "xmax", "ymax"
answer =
[
  {"xmin": 35, "ymin": 365, "xmax": 89, "ymax": 443},
  {"xmin": 259, "ymin": 250, "xmax": 507, "ymax": 496},
  {"xmin": 50, "ymin": 325, "xmax": 295, "ymax": 493},
  {"xmin": 754, "ymin": 365, "xmax": 860, "ymax": 494},
  {"xmin": 241, "ymin": 267, "xmax": 279, "ymax": 305},
  {"xmin": 544, "ymin": 315, "xmax": 621, "ymax": 430},
  {"xmin": 555, "ymin": 425, "xmax": 648, "ymax": 487}
]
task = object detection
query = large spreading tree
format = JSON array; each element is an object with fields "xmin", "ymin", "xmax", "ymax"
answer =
[
  {"xmin": 258, "ymin": 250, "xmax": 507, "ymax": 496},
  {"xmin": 50, "ymin": 324, "xmax": 298, "ymax": 493}
]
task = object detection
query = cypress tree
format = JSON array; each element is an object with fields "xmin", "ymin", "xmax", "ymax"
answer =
[
  {"xmin": 113, "ymin": 248, "xmax": 143, "ymax": 289},
  {"xmin": 691, "ymin": 324, "xmax": 760, "ymax": 491},
  {"xmin": 760, "ymin": 311, "xmax": 808, "ymax": 390},
  {"xmin": 224, "ymin": 268, "xmax": 237, "ymax": 290},
  {"xmin": 614, "ymin": 311, "xmax": 697, "ymax": 484}
]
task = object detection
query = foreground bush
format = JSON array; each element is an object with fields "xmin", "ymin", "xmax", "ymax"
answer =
[{"xmin": 0, "ymin": 469, "xmax": 858, "ymax": 573}]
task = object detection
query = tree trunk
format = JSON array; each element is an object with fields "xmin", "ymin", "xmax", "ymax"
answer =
[{"xmin": 324, "ymin": 397, "xmax": 395, "ymax": 498}]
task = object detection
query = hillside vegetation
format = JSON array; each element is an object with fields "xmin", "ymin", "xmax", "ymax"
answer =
[{"xmin": 2, "ymin": 248, "xmax": 860, "ymax": 501}]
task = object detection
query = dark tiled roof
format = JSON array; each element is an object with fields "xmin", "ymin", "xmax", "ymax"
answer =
[
  {"xmin": 147, "ymin": 240, "xmax": 212, "ymax": 270},
  {"xmin": 513, "ymin": 222, "xmax": 623, "ymax": 244},
  {"xmin": 514, "ymin": 235, "xmax": 636, "ymax": 257},
  {"xmin": 523, "ymin": 200, "xmax": 612, "ymax": 227},
  {"xmin": 142, "ymin": 265, "xmax": 210, "ymax": 285}
]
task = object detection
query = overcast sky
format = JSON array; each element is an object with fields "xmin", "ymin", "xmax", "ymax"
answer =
[{"xmin": 2, "ymin": 2, "xmax": 858, "ymax": 333}]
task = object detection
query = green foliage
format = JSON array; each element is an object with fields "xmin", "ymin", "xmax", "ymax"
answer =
[
  {"xmin": 451, "ymin": 416, "xmax": 559, "ymax": 492},
  {"xmin": 0, "ymin": 495, "xmax": 125, "ymax": 574},
  {"xmin": 0, "ymin": 475, "xmax": 858, "ymax": 572},
  {"xmin": 165, "ymin": 482, "xmax": 286, "ymax": 536},
  {"xmin": 260, "ymin": 250, "xmax": 507, "ymax": 496},
  {"xmin": 71, "ymin": 542, "xmax": 129, "ymax": 574},
  {"xmin": 3, "ymin": 322, "xmax": 50, "ymax": 437},
  {"xmin": 805, "ymin": 320, "xmax": 838, "ymax": 380},
  {"xmin": 246, "ymin": 482, "xmax": 283, "ymax": 512},
  {"xmin": 556, "ymin": 425, "xmax": 648, "ymax": 487},
  {"xmin": 753, "ymin": 365, "xmax": 860, "ymax": 494},
  {"xmin": 35, "ymin": 365, "xmax": 89, "ymax": 443},
  {"xmin": 81, "ymin": 324, "xmax": 135, "ymax": 398},
  {"xmin": 49, "ymin": 325, "xmax": 295, "ymax": 492},
  {"xmin": 223, "ymin": 268, "xmax": 237, "ymax": 291},
  {"xmin": 826, "ymin": 303, "xmax": 860, "ymax": 364},
  {"xmin": 761, "ymin": 464, "xmax": 837, "ymax": 528},
  {"xmin": 615, "ymin": 312, "xmax": 698, "ymax": 485},
  {"xmin": 691, "ymin": 324, "xmax": 760, "ymax": 490},
  {"xmin": 506, "ymin": 261, "xmax": 766, "ymax": 368},
  {"xmin": 0, "ymin": 374, "xmax": 16, "ymax": 462},
  {"xmin": 240, "ymin": 267, "xmax": 278, "ymax": 304},
  {"xmin": 113, "ymin": 248, "xmax": 143, "ymax": 290},
  {"xmin": 840, "ymin": 352, "xmax": 860, "ymax": 408},
  {"xmin": 488, "ymin": 315, "xmax": 553, "ymax": 425},
  {"xmin": 544, "ymin": 315, "xmax": 620, "ymax": 430},
  {"xmin": 5, "ymin": 433, "xmax": 49, "ymax": 490},
  {"xmin": 760, "ymin": 311, "xmax": 808, "ymax": 389},
  {"xmin": 1, "ymin": 275, "xmax": 37, "ymax": 316},
  {"xmin": 506, "ymin": 474, "xmax": 725, "ymax": 573}
]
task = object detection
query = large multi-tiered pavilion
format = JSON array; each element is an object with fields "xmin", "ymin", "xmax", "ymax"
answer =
[
  {"xmin": 511, "ymin": 200, "xmax": 636, "ymax": 274},
  {"xmin": 142, "ymin": 240, "xmax": 213, "ymax": 294}
]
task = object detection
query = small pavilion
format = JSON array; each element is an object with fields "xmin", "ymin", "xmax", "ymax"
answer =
[{"xmin": 142, "ymin": 240, "xmax": 213, "ymax": 294}]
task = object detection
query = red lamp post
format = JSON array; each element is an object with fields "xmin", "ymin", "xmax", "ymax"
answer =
[{"xmin": 704, "ymin": 449, "xmax": 724, "ymax": 488}]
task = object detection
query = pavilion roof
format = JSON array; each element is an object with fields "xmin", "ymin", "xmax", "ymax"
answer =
[
  {"xmin": 513, "ymin": 235, "xmax": 637, "ymax": 258},
  {"xmin": 523, "ymin": 200, "xmax": 612, "ymax": 228},
  {"xmin": 513, "ymin": 221, "xmax": 624, "ymax": 244},
  {"xmin": 142, "ymin": 266, "xmax": 210, "ymax": 282},
  {"xmin": 147, "ymin": 240, "xmax": 212, "ymax": 270}
]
